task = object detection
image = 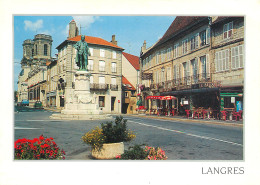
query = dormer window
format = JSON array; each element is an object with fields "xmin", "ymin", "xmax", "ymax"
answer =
[{"xmin": 223, "ymin": 22, "xmax": 233, "ymax": 39}]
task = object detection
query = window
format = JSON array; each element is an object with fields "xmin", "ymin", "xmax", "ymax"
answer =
[
  {"xmin": 167, "ymin": 47, "xmax": 172, "ymax": 60},
  {"xmin": 99, "ymin": 76, "xmax": 105, "ymax": 84},
  {"xmin": 89, "ymin": 48, "xmax": 93, "ymax": 56},
  {"xmin": 43, "ymin": 44, "xmax": 48, "ymax": 56},
  {"xmin": 174, "ymin": 43, "xmax": 179, "ymax": 58},
  {"xmin": 215, "ymin": 49, "xmax": 229, "ymax": 72},
  {"xmin": 191, "ymin": 34, "xmax": 199, "ymax": 51},
  {"xmin": 112, "ymin": 51, "xmax": 116, "ymax": 59},
  {"xmin": 166, "ymin": 67, "xmax": 171, "ymax": 81},
  {"xmin": 156, "ymin": 52, "xmax": 159, "ymax": 64},
  {"xmin": 174, "ymin": 65, "xmax": 177, "ymax": 80},
  {"xmin": 182, "ymin": 39, "xmax": 188, "ymax": 55},
  {"xmin": 161, "ymin": 50, "xmax": 166, "ymax": 62},
  {"xmin": 200, "ymin": 56, "xmax": 207, "ymax": 78},
  {"xmin": 90, "ymin": 76, "xmax": 93, "ymax": 84},
  {"xmin": 32, "ymin": 49, "xmax": 34, "ymax": 56},
  {"xmin": 161, "ymin": 68, "xmax": 165, "ymax": 82},
  {"xmin": 100, "ymin": 49, "xmax": 105, "ymax": 57},
  {"xmin": 231, "ymin": 45, "xmax": 244, "ymax": 69},
  {"xmin": 199, "ymin": 30, "xmax": 206, "ymax": 47},
  {"xmin": 183, "ymin": 62, "xmax": 190, "ymax": 77},
  {"xmin": 88, "ymin": 60, "xmax": 94, "ymax": 71},
  {"xmin": 99, "ymin": 96, "xmax": 105, "ymax": 107},
  {"xmin": 149, "ymin": 55, "xmax": 152, "ymax": 67},
  {"xmin": 125, "ymin": 92, "xmax": 129, "ymax": 98},
  {"xmin": 223, "ymin": 22, "xmax": 233, "ymax": 39},
  {"xmin": 111, "ymin": 62, "xmax": 116, "ymax": 73},
  {"xmin": 111, "ymin": 77, "xmax": 116, "ymax": 85},
  {"xmin": 99, "ymin": 61, "xmax": 105, "ymax": 71}
]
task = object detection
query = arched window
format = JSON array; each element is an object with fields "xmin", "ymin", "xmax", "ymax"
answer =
[
  {"xmin": 32, "ymin": 49, "xmax": 34, "ymax": 56},
  {"xmin": 44, "ymin": 44, "xmax": 48, "ymax": 56}
]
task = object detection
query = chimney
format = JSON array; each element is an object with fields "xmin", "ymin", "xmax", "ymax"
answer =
[
  {"xmin": 141, "ymin": 40, "xmax": 147, "ymax": 53},
  {"xmin": 111, "ymin": 35, "xmax": 117, "ymax": 45}
]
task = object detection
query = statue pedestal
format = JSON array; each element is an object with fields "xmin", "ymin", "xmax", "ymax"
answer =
[{"xmin": 50, "ymin": 71, "xmax": 111, "ymax": 120}]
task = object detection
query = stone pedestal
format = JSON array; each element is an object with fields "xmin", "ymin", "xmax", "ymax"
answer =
[{"xmin": 50, "ymin": 71, "xmax": 111, "ymax": 120}]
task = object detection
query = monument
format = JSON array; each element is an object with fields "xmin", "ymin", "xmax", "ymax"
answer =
[{"xmin": 50, "ymin": 35, "xmax": 111, "ymax": 120}]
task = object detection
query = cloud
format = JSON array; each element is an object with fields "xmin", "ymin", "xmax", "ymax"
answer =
[
  {"xmin": 24, "ymin": 20, "xmax": 43, "ymax": 32},
  {"xmin": 72, "ymin": 16, "xmax": 100, "ymax": 30}
]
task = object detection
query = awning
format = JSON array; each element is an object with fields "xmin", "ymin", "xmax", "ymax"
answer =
[{"xmin": 146, "ymin": 96, "xmax": 176, "ymax": 100}]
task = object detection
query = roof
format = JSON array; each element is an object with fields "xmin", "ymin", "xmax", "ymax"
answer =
[
  {"xmin": 122, "ymin": 52, "xmax": 140, "ymax": 70},
  {"xmin": 212, "ymin": 16, "xmax": 244, "ymax": 25},
  {"xmin": 154, "ymin": 16, "xmax": 208, "ymax": 49},
  {"xmin": 66, "ymin": 35, "xmax": 123, "ymax": 50},
  {"xmin": 122, "ymin": 76, "xmax": 136, "ymax": 90}
]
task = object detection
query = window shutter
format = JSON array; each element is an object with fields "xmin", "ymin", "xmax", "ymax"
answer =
[
  {"xmin": 195, "ymin": 33, "xmax": 199, "ymax": 48},
  {"xmin": 206, "ymin": 54, "xmax": 210, "ymax": 78},
  {"xmin": 219, "ymin": 52, "xmax": 223, "ymax": 71},
  {"xmin": 231, "ymin": 47, "xmax": 235, "ymax": 69},
  {"xmin": 195, "ymin": 57, "xmax": 198, "ymax": 75},
  {"xmin": 225, "ymin": 49, "xmax": 229, "ymax": 70},
  {"xmin": 206, "ymin": 28, "xmax": 210, "ymax": 45},
  {"xmin": 235, "ymin": 47, "xmax": 239, "ymax": 69},
  {"xmin": 239, "ymin": 45, "xmax": 244, "ymax": 68},
  {"xmin": 222, "ymin": 50, "xmax": 226, "ymax": 70},
  {"xmin": 187, "ymin": 61, "xmax": 191, "ymax": 85}
]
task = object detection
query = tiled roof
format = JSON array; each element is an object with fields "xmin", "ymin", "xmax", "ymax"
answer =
[
  {"xmin": 153, "ymin": 16, "xmax": 208, "ymax": 48},
  {"xmin": 122, "ymin": 52, "xmax": 140, "ymax": 70},
  {"xmin": 212, "ymin": 16, "xmax": 244, "ymax": 24},
  {"xmin": 122, "ymin": 76, "xmax": 136, "ymax": 90},
  {"xmin": 68, "ymin": 35, "xmax": 123, "ymax": 49}
]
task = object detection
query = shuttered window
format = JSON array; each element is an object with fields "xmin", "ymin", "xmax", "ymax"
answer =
[
  {"xmin": 89, "ymin": 48, "xmax": 93, "ymax": 56},
  {"xmin": 223, "ymin": 22, "xmax": 233, "ymax": 39},
  {"xmin": 231, "ymin": 45, "xmax": 244, "ymax": 69},
  {"xmin": 88, "ymin": 60, "xmax": 94, "ymax": 71},
  {"xmin": 215, "ymin": 49, "xmax": 229, "ymax": 72},
  {"xmin": 100, "ymin": 49, "xmax": 105, "ymax": 57},
  {"xmin": 99, "ymin": 61, "xmax": 105, "ymax": 71},
  {"xmin": 182, "ymin": 39, "xmax": 188, "ymax": 55},
  {"xmin": 174, "ymin": 43, "xmax": 179, "ymax": 58}
]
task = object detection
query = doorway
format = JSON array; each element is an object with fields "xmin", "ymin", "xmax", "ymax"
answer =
[{"xmin": 111, "ymin": 97, "xmax": 116, "ymax": 111}]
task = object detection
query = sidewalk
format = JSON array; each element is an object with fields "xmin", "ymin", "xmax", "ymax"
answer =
[{"xmin": 128, "ymin": 114, "xmax": 243, "ymax": 127}]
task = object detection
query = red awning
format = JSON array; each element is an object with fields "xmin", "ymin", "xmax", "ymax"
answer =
[{"xmin": 146, "ymin": 96, "xmax": 176, "ymax": 100}]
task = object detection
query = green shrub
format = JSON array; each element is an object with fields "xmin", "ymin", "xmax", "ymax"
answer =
[
  {"xmin": 101, "ymin": 116, "xmax": 135, "ymax": 143},
  {"xmin": 116, "ymin": 144, "xmax": 147, "ymax": 160}
]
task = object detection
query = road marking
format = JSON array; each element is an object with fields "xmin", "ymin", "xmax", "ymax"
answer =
[
  {"xmin": 127, "ymin": 120, "xmax": 243, "ymax": 147},
  {"xmin": 15, "ymin": 127, "xmax": 42, "ymax": 130}
]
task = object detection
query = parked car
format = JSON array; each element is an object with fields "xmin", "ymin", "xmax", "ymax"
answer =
[
  {"xmin": 34, "ymin": 101, "xmax": 43, "ymax": 109},
  {"xmin": 21, "ymin": 100, "xmax": 29, "ymax": 106}
]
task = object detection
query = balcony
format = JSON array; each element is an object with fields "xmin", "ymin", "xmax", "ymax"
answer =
[
  {"xmin": 90, "ymin": 83, "xmax": 109, "ymax": 91},
  {"xmin": 110, "ymin": 84, "xmax": 118, "ymax": 91},
  {"xmin": 149, "ymin": 73, "xmax": 217, "ymax": 92}
]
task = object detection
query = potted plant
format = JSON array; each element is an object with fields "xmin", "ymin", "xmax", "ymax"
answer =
[{"xmin": 82, "ymin": 116, "xmax": 135, "ymax": 159}]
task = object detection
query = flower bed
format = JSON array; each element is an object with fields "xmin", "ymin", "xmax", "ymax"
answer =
[
  {"xmin": 14, "ymin": 135, "xmax": 66, "ymax": 160},
  {"xmin": 115, "ymin": 145, "xmax": 167, "ymax": 160}
]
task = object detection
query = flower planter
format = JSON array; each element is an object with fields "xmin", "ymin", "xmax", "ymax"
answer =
[{"xmin": 91, "ymin": 142, "xmax": 124, "ymax": 159}]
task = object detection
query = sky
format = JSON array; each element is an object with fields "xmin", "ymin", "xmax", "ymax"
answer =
[{"xmin": 14, "ymin": 16, "xmax": 176, "ymax": 90}]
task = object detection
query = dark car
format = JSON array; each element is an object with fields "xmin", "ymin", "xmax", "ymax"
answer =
[{"xmin": 34, "ymin": 101, "xmax": 43, "ymax": 109}]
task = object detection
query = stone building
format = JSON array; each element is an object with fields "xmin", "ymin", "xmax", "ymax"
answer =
[
  {"xmin": 139, "ymin": 16, "xmax": 244, "ymax": 117},
  {"xmin": 121, "ymin": 52, "xmax": 140, "ymax": 114},
  {"xmin": 211, "ymin": 16, "xmax": 244, "ymax": 112},
  {"xmin": 17, "ymin": 34, "xmax": 53, "ymax": 106},
  {"xmin": 55, "ymin": 20, "xmax": 124, "ymax": 113}
]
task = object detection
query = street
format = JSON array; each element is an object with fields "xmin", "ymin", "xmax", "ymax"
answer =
[{"xmin": 14, "ymin": 106, "xmax": 243, "ymax": 160}]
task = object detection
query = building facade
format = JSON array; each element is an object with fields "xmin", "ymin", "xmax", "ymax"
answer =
[
  {"xmin": 122, "ymin": 52, "xmax": 140, "ymax": 114},
  {"xmin": 139, "ymin": 16, "xmax": 244, "ymax": 117},
  {"xmin": 17, "ymin": 34, "xmax": 53, "ymax": 106},
  {"xmin": 55, "ymin": 20, "xmax": 124, "ymax": 113}
]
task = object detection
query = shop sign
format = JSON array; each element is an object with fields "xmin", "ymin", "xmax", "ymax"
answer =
[
  {"xmin": 231, "ymin": 97, "xmax": 235, "ymax": 103},
  {"xmin": 183, "ymin": 100, "xmax": 189, "ymax": 105}
]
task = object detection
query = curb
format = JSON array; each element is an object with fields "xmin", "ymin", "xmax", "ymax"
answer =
[{"xmin": 127, "ymin": 114, "xmax": 243, "ymax": 128}]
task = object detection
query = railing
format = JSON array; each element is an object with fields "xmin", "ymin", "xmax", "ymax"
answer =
[
  {"xmin": 110, "ymin": 84, "xmax": 118, "ymax": 91},
  {"xmin": 149, "ymin": 73, "xmax": 215, "ymax": 92},
  {"xmin": 90, "ymin": 83, "xmax": 109, "ymax": 91}
]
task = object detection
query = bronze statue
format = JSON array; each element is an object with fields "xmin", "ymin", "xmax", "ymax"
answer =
[{"xmin": 73, "ymin": 35, "xmax": 90, "ymax": 70}]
